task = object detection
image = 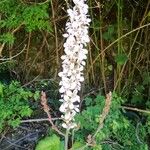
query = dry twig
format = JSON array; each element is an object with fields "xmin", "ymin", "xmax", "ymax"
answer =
[
  {"xmin": 76, "ymin": 92, "xmax": 112, "ymax": 150},
  {"xmin": 40, "ymin": 91, "xmax": 65, "ymax": 137}
]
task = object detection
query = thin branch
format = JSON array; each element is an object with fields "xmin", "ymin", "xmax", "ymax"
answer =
[
  {"xmin": 0, "ymin": 45, "xmax": 26, "ymax": 61},
  {"xmin": 21, "ymin": 117, "xmax": 61, "ymax": 123},
  {"xmin": 50, "ymin": 0, "xmax": 59, "ymax": 79},
  {"xmin": 20, "ymin": 0, "xmax": 50, "ymax": 5},
  {"xmin": 0, "ymin": 43, "xmax": 5, "ymax": 57},
  {"xmin": 122, "ymin": 106, "xmax": 150, "ymax": 114}
]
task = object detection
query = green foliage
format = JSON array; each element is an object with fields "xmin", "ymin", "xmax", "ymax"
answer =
[
  {"xmin": 129, "ymin": 71, "xmax": 150, "ymax": 106},
  {"xmin": 0, "ymin": 0, "xmax": 52, "ymax": 44},
  {"xmin": 74, "ymin": 93, "xmax": 148, "ymax": 150},
  {"xmin": 35, "ymin": 134, "xmax": 63, "ymax": 150},
  {"xmin": 22, "ymin": 4, "xmax": 52, "ymax": 32},
  {"xmin": 0, "ymin": 33, "xmax": 15, "ymax": 45},
  {"xmin": 0, "ymin": 0, "xmax": 23, "ymax": 29},
  {"xmin": 0, "ymin": 81, "xmax": 39, "ymax": 132}
]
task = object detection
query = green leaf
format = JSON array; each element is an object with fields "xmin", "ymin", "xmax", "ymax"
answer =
[
  {"xmin": 115, "ymin": 54, "xmax": 128, "ymax": 65},
  {"xmin": 103, "ymin": 25, "xmax": 115, "ymax": 41},
  {"xmin": 20, "ymin": 106, "xmax": 33, "ymax": 117},
  {"xmin": 71, "ymin": 141, "xmax": 84, "ymax": 149},
  {"xmin": 34, "ymin": 91, "xmax": 40, "ymax": 101},
  {"xmin": 131, "ymin": 94, "xmax": 143, "ymax": 103},
  {"xmin": 0, "ymin": 83, "xmax": 4, "ymax": 97},
  {"xmin": 93, "ymin": 145, "xmax": 103, "ymax": 150},
  {"xmin": 35, "ymin": 134, "xmax": 62, "ymax": 150},
  {"xmin": 9, "ymin": 118, "xmax": 21, "ymax": 128}
]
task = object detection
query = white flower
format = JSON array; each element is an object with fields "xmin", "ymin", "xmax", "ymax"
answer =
[{"xmin": 59, "ymin": 0, "xmax": 90, "ymax": 129}]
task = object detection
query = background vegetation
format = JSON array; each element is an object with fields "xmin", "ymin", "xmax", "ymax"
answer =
[{"xmin": 0, "ymin": 0, "xmax": 150, "ymax": 149}]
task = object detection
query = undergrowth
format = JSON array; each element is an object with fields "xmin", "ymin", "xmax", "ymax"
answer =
[
  {"xmin": 36, "ymin": 93, "xmax": 149, "ymax": 150},
  {"xmin": 0, "ymin": 0, "xmax": 150, "ymax": 149},
  {"xmin": 0, "ymin": 81, "xmax": 39, "ymax": 133}
]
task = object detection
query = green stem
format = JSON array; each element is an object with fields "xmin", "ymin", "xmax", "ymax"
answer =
[{"xmin": 65, "ymin": 129, "xmax": 69, "ymax": 150}]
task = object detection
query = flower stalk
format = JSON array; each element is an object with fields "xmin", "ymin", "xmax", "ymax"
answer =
[{"xmin": 59, "ymin": 0, "xmax": 91, "ymax": 129}]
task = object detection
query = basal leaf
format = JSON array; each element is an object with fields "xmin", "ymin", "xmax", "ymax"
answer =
[{"xmin": 35, "ymin": 134, "xmax": 62, "ymax": 150}]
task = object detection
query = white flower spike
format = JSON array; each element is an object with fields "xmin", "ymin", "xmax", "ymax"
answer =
[{"xmin": 59, "ymin": 0, "xmax": 90, "ymax": 129}]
